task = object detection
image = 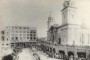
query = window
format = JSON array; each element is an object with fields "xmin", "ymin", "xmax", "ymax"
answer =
[
  {"xmin": 16, "ymin": 37, "xmax": 18, "ymax": 40},
  {"xmin": 33, "ymin": 31, "xmax": 36, "ymax": 33},
  {"xmin": 30, "ymin": 30, "xmax": 36, "ymax": 33},
  {"xmin": 7, "ymin": 38, "xmax": 8, "ymax": 41},
  {"xmin": 34, "ymin": 37, "xmax": 36, "ymax": 39},
  {"xmin": 27, "ymin": 34, "xmax": 29, "ymax": 36},
  {"xmin": 11, "ymin": 45, "xmax": 14, "ymax": 47},
  {"xmin": 2, "ymin": 36, "xmax": 4, "ymax": 41},
  {"xmin": 19, "ymin": 27, "xmax": 22, "ymax": 29},
  {"xmin": 12, "ymin": 37, "xmax": 14, "ymax": 40},
  {"xmin": 12, "ymin": 27, "xmax": 14, "ymax": 29},
  {"xmin": 34, "ymin": 32, "xmax": 36, "ymax": 33},
  {"xmin": 6, "ymin": 44, "xmax": 9, "ymax": 45},
  {"xmin": 1, "ymin": 31, "xmax": 4, "ymax": 34},
  {"xmin": 30, "ymin": 34, "xmax": 32, "ymax": 36},
  {"xmin": 23, "ymin": 27, "xmax": 26, "ymax": 29},
  {"xmin": 30, "ymin": 37, "xmax": 32, "ymax": 40},
  {"xmin": 67, "ymin": 2, "xmax": 69, "ymax": 5},
  {"xmin": 27, "ymin": 37, "xmax": 29, "ymax": 39},
  {"xmin": 30, "ymin": 31, "xmax": 32, "ymax": 33},
  {"xmin": 27, "ymin": 27, "xmax": 29, "ymax": 29},
  {"xmin": 59, "ymin": 38, "xmax": 61, "ymax": 44}
]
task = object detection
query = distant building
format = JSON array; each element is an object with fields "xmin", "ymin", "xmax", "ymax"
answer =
[
  {"xmin": 42, "ymin": 0, "xmax": 90, "ymax": 59},
  {"xmin": 1, "ymin": 26, "xmax": 37, "ymax": 55}
]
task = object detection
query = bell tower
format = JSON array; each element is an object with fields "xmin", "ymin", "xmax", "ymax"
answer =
[
  {"xmin": 62, "ymin": 0, "xmax": 77, "ymax": 25},
  {"xmin": 47, "ymin": 11, "xmax": 55, "ymax": 30}
]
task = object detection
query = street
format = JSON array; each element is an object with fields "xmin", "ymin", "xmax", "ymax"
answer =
[
  {"xmin": 17, "ymin": 48, "xmax": 36, "ymax": 60},
  {"xmin": 35, "ymin": 51, "xmax": 60, "ymax": 60},
  {"xmin": 17, "ymin": 48, "xmax": 60, "ymax": 60}
]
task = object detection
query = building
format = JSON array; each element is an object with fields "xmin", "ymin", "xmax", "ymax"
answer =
[
  {"xmin": 42, "ymin": 0, "xmax": 90, "ymax": 60},
  {"xmin": 1, "ymin": 26, "xmax": 37, "ymax": 56}
]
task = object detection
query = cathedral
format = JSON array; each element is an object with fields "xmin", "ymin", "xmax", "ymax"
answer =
[
  {"xmin": 47, "ymin": 0, "xmax": 90, "ymax": 46},
  {"xmin": 41, "ymin": 0, "xmax": 90, "ymax": 60}
]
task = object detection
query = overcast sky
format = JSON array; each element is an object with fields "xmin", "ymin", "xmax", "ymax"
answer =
[{"xmin": 1, "ymin": 0, "xmax": 90, "ymax": 37}]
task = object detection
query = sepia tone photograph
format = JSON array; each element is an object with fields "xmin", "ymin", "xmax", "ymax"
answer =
[{"xmin": 0, "ymin": 0, "xmax": 90, "ymax": 60}]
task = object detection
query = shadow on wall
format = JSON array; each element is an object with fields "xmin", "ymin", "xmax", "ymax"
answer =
[{"xmin": 2, "ymin": 54, "xmax": 13, "ymax": 60}]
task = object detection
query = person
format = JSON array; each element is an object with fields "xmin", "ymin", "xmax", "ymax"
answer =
[
  {"xmin": 36, "ymin": 55, "xmax": 40, "ymax": 60},
  {"xmin": 37, "ymin": 56, "xmax": 40, "ymax": 60}
]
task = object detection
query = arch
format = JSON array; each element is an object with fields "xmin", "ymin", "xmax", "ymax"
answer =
[
  {"xmin": 77, "ymin": 52, "xmax": 86, "ymax": 58},
  {"xmin": 68, "ymin": 52, "xmax": 74, "ymax": 60},
  {"xmin": 59, "ymin": 50, "xmax": 65, "ymax": 55},
  {"xmin": 68, "ymin": 51, "xmax": 74, "ymax": 57},
  {"xmin": 58, "ymin": 50, "xmax": 65, "ymax": 59},
  {"xmin": 2, "ymin": 54, "xmax": 13, "ymax": 60}
]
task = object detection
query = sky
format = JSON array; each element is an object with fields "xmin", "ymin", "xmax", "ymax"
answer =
[{"xmin": 1, "ymin": 0, "xmax": 90, "ymax": 37}]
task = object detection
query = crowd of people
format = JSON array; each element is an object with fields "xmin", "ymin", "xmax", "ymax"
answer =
[
  {"xmin": 33, "ymin": 53, "xmax": 40, "ymax": 60},
  {"xmin": 2, "ymin": 46, "xmax": 88, "ymax": 60}
]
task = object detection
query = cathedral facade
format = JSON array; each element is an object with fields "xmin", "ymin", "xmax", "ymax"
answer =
[
  {"xmin": 47, "ymin": 0, "xmax": 90, "ymax": 46},
  {"xmin": 42, "ymin": 0, "xmax": 90, "ymax": 59}
]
